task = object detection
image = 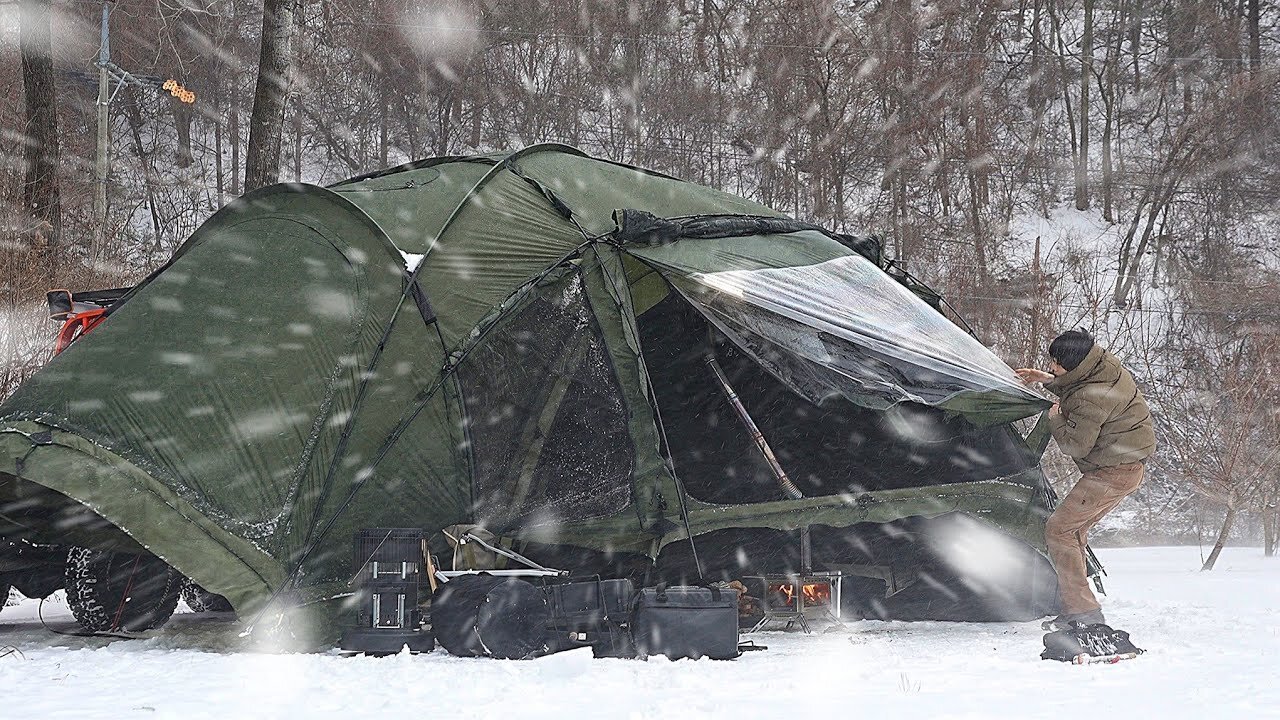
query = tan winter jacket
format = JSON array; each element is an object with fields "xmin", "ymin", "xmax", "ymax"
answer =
[{"xmin": 1044, "ymin": 344, "xmax": 1156, "ymax": 472}]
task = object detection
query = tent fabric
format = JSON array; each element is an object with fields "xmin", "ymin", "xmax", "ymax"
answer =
[
  {"xmin": 0, "ymin": 144, "xmax": 1060, "ymax": 629},
  {"xmin": 617, "ymin": 209, "xmax": 1046, "ymax": 423}
]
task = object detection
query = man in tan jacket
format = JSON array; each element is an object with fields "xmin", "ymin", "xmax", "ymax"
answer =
[{"xmin": 1016, "ymin": 329, "xmax": 1156, "ymax": 628}]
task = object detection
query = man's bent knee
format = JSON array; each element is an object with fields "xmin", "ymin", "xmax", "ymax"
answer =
[{"xmin": 1044, "ymin": 511, "xmax": 1077, "ymax": 541}]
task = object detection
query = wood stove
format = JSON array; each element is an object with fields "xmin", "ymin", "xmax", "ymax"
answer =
[{"xmin": 741, "ymin": 571, "xmax": 842, "ymax": 633}]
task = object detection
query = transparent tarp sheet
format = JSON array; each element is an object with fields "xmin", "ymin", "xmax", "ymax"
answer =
[
  {"xmin": 635, "ymin": 293, "xmax": 1035, "ymax": 505},
  {"xmin": 669, "ymin": 255, "xmax": 1044, "ymax": 416},
  {"xmin": 457, "ymin": 274, "xmax": 635, "ymax": 531}
]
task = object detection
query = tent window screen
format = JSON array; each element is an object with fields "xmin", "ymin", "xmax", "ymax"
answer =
[
  {"xmin": 458, "ymin": 273, "xmax": 634, "ymax": 530},
  {"xmin": 637, "ymin": 292, "xmax": 1033, "ymax": 502}
]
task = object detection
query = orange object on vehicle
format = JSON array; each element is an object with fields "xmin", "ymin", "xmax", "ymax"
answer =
[
  {"xmin": 54, "ymin": 308, "xmax": 111, "ymax": 355},
  {"xmin": 46, "ymin": 287, "xmax": 134, "ymax": 355}
]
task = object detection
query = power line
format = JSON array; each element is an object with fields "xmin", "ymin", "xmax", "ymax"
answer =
[
  {"xmin": 941, "ymin": 292, "xmax": 1277, "ymax": 317},
  {"xmin": 464, "ymin": 120, "xmax": 1280, "ymax": 198},
  {"xmin": 53, "ymin": 0, "xmax": 1280, "ymax": 68},
  {"xmin": 318, "ymin": 18, "xmax": 1280, "ymax": 68},
  {"xmin": 897, "ymin": 259, "xmax": 1279, "ymax": 289}
]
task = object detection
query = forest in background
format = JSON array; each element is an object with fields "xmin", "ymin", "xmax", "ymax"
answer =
[{"xmin": 3, "ymin": 0, "xmax": 1279, "ymax": 560}]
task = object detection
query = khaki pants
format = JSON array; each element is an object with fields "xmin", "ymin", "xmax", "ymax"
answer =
[{"xmin": 1045, "ymin": 461, "xmax": 1144, "ymax": 615}]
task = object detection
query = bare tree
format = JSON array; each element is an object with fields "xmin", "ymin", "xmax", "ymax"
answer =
[
  {"xmin": 244, "ymin": 0, "xmax": 299, "ymax": 192},
  {"xmin": 19, "ymin": 0, "xmax": 62, "ymax": 251},
  {"xmin": 1157, "ymin": 344, "xmax": 1278, "ymax": 569},
  {"xmin": 1153, "ymin": 260, "xmax": 1280, "ymax": 569},
  {"xmin": 1075, "ymin": 0, "xmax": 1093, "ymax": 210}
]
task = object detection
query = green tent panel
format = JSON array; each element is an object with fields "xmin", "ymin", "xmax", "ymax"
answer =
[{"xmin": 0, "ymin": 145, "xmax": 1058, "ymax": 633}]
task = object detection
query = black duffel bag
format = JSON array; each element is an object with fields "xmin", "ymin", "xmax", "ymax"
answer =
[
  {"xmin": 632, "ymin": 584, "xmax": 741, "ymax": 660},
  {"xmin": 431, "ymin": 574, "xmax": 549, "ymax": 659}
]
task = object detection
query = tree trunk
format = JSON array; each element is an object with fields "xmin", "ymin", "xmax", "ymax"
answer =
[
  {"xmin": 1100, "ymin": 7, "xmax": 1122, "ymax": 223},
  {"xmin": 122, "ymin": 89, "xmax": 163, "ymax": 251},
  {"xmin": 1114, "ymin": 179, "xmax": 1175, "ymax": 306},
  {"xmin": 1075, "ymin": 0, "xmax": 1093, "ymax": 211},
  {"xmin": 1130, "ymin": 0, "xmax": 1142, "ymax": 92},
  {"xmin": 1201, "ymin": 504, "xmax": 1236, "ymax": 571},
  {"xmin": 1265, "ymin": 496, "xmax": 1277, "ymax": 557},
  {"xmin": 1247, "ymin": 0, "xmax": 1261, "ymax": 73},
  {"xmin": 1051, "ymin": 4, "xmax": 1079, "ymax": 172},
  {"xmin": 19, "ymin": 0, "xmax": 62, "ymax": 250},
  {"xmin": 226, "ymin": 79, "xmax": 240, "ymax": 197},
  {"xmin": 1101, "ymin": 96, "xmax": 1113, "ymax": 222},
  {"xmin": 293, "ymin": 97, "xmax": 303, "ymax": 182},
  {"xmin": 173, "ymin": 102, "xmax": 194, "ymax": 169},
  {"xmin": 379, "ymin": 86, "xmax": 389, "ymax": 168},
  {"xmin": 1264, "ymin": 509, "xmax": 1275, "ymax": 557},
  {"xmin": 895, "ymin": 175, "xmax": 910, "ymax": 263},
  {"xmin": 968, "ymin": 171, "xmax": 988, "ymax": 286},
  {"xmin": 244, "ymin": 0, "xmax": 298, "ymax": 192},
  {"xmin": 1023, "ymin": 0, "xmax": 1049, "ymax": 199},
  {"xmin": 215, "ymin": 91, "xmax": 225, "ymax": 203}
]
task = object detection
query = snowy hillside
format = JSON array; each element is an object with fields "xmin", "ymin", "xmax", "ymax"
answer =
[{"xmin": 1, "ymin": 546, "xmax": 1275, "ymax": 719}]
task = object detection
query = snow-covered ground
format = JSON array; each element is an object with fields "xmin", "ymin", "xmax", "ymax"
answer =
[{"xmin": 1, "ymin": 546, "xmax": 1276, "ymax": 719}]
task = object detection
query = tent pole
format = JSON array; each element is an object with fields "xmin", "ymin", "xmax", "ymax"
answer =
[
  {"xmin": 705, "ymin": 354, "xmax": 812, "ymax": 572},
  {"xmin": 801, "ymin": 526, "xmax": 812, "ymax": 574}
]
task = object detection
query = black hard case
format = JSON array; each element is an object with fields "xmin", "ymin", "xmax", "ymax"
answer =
[
  {"xmin": 631, "ymin": 585, "xmax": 741, "ymax": 660},
  {"xmin": 542, "ymin": 577, "xmax": 635, "ymax": 658},
  {"xmin": 543, "ymin": 578, "xmax": 634, "ymax": 624}
]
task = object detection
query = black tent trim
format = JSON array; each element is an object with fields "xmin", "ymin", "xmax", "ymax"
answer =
[
  {"xmin": 405, "ymin": 275, "xmax": 438, "ymax": 327},
  {"xmin": 611, "ymin": 209, "xmax": 882, "ymax": 265}
]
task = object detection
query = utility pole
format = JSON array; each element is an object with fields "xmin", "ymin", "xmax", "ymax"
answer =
[
  {"xmin": 86, "ymin": 0, "xmax": 194, "ymax": 260},
  {"xmin": 93, "ymin": 1, "xmax": 111, "ymax": 259}
]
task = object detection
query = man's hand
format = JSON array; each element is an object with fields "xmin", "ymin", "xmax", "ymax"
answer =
[
  {"xmin": 1049, "ymin": 402, "xmax": 1060, "ymax": 416},
  {"xmin": 1015, "ymin": 367, "xmax": 1054, "ymax": 385}
]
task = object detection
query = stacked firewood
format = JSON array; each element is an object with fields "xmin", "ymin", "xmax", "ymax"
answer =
[{"xmin": 724, "ymin": 580, "xmax": 763, "ymax": 627}]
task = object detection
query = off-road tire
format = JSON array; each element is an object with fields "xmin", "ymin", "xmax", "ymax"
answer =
[
  {"xmin": 180, "ymin": 580, "xmax": 234, "ymax": 613},
  {"xmin": 65, "ymin": 547, "xmax": 182, "ymax": 632},
  {"xmin": 0, "ymin": 580, "xmax": 11, "ymax": 616}
]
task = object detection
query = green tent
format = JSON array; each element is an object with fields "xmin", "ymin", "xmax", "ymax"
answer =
[{"xmin": 0, "ymin": 145, "xmax": 1062, "ymax": 635}]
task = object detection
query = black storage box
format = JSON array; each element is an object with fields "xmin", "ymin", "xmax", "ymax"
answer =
[
  {"xmin": 632, "ymin": 585, "xmax": 741, "ymax": 660},
  {"xmin": 339, "ymin": 528, "xmax": 434, "ymax": 655},
  {"xmin": 542, "ymin": 577, "xmax": 635, "ymax": 658},
  {"xmin": 544, "ymin": 578, "xmax": 634, "ymax": 623}
]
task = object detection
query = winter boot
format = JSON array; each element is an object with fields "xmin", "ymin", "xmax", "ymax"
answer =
[{"xmin": 1050, "ymin": 608, "xmax": 1106, "ymax": 630}]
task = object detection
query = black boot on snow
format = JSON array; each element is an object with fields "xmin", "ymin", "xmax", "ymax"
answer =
[
  {"xmin": 1052, "ymin": 608, "xmax": 1105, "ymax": 631},
  {"xmin": 1044, "ymin": 608, "xmax": 1106, "ymax": 631}
]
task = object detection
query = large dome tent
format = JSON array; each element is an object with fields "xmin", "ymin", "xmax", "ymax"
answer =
[{"xmin": 0, "ymin": 145, "xmax": 1070, "ymax": 642}]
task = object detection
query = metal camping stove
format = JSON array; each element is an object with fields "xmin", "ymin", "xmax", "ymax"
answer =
[{"xmin": 742, "ymin": 571, "xmax": 842, "ymax": 633}]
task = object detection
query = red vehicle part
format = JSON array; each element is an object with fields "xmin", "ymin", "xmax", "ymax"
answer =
[
  {"xmin": 47, "ymin": 287, "xmax": 133, "ymax": 355},
  {"xmin": 54, "ymin": 307, "xmax": 110, "ymax": 355}
]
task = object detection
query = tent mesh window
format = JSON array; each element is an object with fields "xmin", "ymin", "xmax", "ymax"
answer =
[
  {"xmin": 638, "ymin": 293, "xmax": 1032, "ymax": 504},
  {"xmin": 458, "ymin": 273, "xmax": 634, "ymax": 529}
]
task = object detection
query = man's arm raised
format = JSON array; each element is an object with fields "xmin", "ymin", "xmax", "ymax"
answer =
[{"xmin": 1015, "ymin": 367, "xmax": 1054, "ymax": 385}]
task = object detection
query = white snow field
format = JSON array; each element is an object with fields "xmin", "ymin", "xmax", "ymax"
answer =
[{"xmin": 1, "ymin": 545, "xmax": 1276, "ymax": 720}]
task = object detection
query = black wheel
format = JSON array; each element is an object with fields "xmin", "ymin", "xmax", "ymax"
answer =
[
  {"xmin": 65, "ymin": 547, "xmax": 182, "ymax": 632},
  {"xmin": 0, "ymin": 579, "xmax": 11, "ymax": 617},
  {"xmin": 180, "ymin": 580, "xmax": 233, "ymax": 613}
]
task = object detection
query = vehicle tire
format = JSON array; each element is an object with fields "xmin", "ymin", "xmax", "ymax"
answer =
[
  {"xmin": 180, "ymin": 580, "xmax": 233, "ymax": 613},
  {"xmin": 65, "ymin": 547, "xmax": 182, "ymax": 632},
  {"xmin": 0, "ymin": 579, "xmax": 11, "ymax": 616}
]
